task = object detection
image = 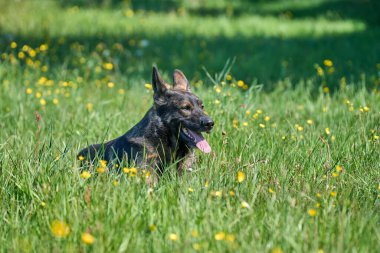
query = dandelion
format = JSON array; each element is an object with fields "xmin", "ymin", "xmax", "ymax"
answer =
[
  {"xmin": 18, "ymin": 51, "xmax": 25, "ymax": 59},
  {"xmin": 226, "ymin": 234, "xmax": 235, "ymax": 242},
  {"xmin": 78, "ymin": 155, "xmax": 85, "ymax": 161},
  {"xmin": 129, "ymin": 167, "xmax": 137, "ymax": 176},
  {"xmin": 268, "ymin": 188, "xmax": 275, "ymax": 194},
  {"xmin": 332, "ymin": 172, "xmax": 339, "ymax": 178},
  {"xmin": 102, "ymin": 62, "xmax": 113, "ymax": 70},
  {"xmin": 86, "ymin": 103, "xmax": 93, "ymax": 112},
  {"xmin": 232, "ymin": 119, "xmax": 238, "ymax": 128},
  {"xmin": 193, "ymin": 243, "xmax": 201, "ymax": 250},
  {"xmin": 214, "ymin": 231, "xmax": 225, "ymax": 241},
  {"xmin": 149, "ymin": 224, "xmax": 156, "ymax": 232},
  {"xmin": 211, "ymin": 190, "xmax": 222, "ymax": 197},
  {"xmin": 204, "ymin": 180, "xmax": 209, "ymax": 188},
  {"xmin": 330, "ymin": 191, "xmax": 337, "ymax": 197},
  {"xmin": 191, "ymin": 230, "xmax": 198, "ymax": 237},
  {"xmin": 242, "ymin": 122, "xmax": 249, "ymax": 127},
  {"xmin": 169, "ymin": 233, "xmax": 179, "ymax": 241},
  {"xmin": 50, "ymin": 220, "xmax": 70, "ymax": 238},
  {"xmin": 256, "ymin": 109, "xmax": 263, "ymax": 114},
  {"xmin": 81, "ymin": 232, "xmax": 95, "ymax": 245},
  {"xmin": 107, "ymin": 82, "xmax": 115, "ymax": 88},
  {"xmin": 272, "ymin": 247, "xmax": 283, "ymax": 253},
  {"xmin": 322, "ymin": 86, "xmax": 330, "ymax": 93},
  {"xmin": 325, "ymin": 128, "xmax": 331, "ymax": 135},
  {"xmin": 188, "ymin": 187, "xmax": 194, "ymax": 193},
  {"xmin": 316, "ymin": 193, "xmax": 322, "ymax": 198},
  {"xmin": 40, "ymin": 99, "xmax": 47, "ymax": 106},
  {"xmin": 315, "ymin": 202, "xmax": 321, "ymax": 208},
  {"xmin": 144, "ymin": 83, "xmax": 153, "ymax": 90},
  {"xmin": 374, "ymin": 135, "xmax": 379, "ymax": 140},
  {"xmin": 241, "ymin": 201, "xmax": 250, "ymax": 209},
  {"xmin": 53, "ymin": 98, "xmax": 59, "ymax": 105},
  {"xmin": 99, "ymin": 160, "xmax": 107, "ymax": 168},
  {"xmin": 80, "ymin": 171, "xmax": 91, "ymax": 179},
  {"xmin": 245, "ymin": 110, "xmax": 251, "ymax": 115},
  {"xmin": 28, "ymin": 49, "xmax": 36, "ymax": 58},
  {"xmin": 40, "ymin": 44, "xmax": 48, "ymax": 51},
  {"xmin": 118, "ymin": 88, "xmax": 125, "ymax": 95},
  {"xmin": 323, "ymin": 59, "xmax": 333, "ymax": 67},
  {"xmin": 237, "ymin": 80, "xmax": 244, "ymax": 87},
  {"xmin": 264, "ymin": 116, "xmax": 270, "ymax": 121},
  {"xmin": 10, "ymin": 41, "xmax": 17, "ymax": 48},
  {"xmin": 26, "ymin": 88, "xmax": 33, "ymax": 94},
  {"xmin": 307, "ymin": 119, "xmax": 314, "ymax": 125},
  {"xmin": 97, "ymin": 167, "xmax": 106, "ymax": 173},
  {"xmin": 41, "ymin": 201, "xmax": 46, "ymax": 207},
  {"xmin": 215, "ymin": 86, "xmax": 221, "ymax": 93},
  {"xmin": 123, "ymin": 167, "xmax": 130, "ymax": 173},
  {"xmin": 259, "ymin": 123, "xmax": 265, "ymax": 128},
  {"xmin": 316, "ymin": 66, "xmax": 324, "ymax": 76},
  {"xmin": 113, "ymin": 180, "xmax": 119, "ymax": 186},
  {"xmin": 237, "ymin": 171, "xmax": 245, "ymax": 183},
  {"xmin": 336, "ymin": 165, "xmax": 343, "ymax": 172},
  {"xmin": 226, "ymin": 74, "xmax": 232, "ymax": 81},
  {"xmin": 125, "ymin": 8, "xmax": 134, "ymax": 18}
]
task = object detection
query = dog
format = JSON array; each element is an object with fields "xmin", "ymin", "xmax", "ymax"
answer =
[{"xmin": 77, "ymin": 66, "xmax": 214, "ymax": 180}]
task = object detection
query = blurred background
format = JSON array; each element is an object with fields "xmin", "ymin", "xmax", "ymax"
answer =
[{"xmin": 0, "ymin": 0, "xmax": 379, "ymax": 91}]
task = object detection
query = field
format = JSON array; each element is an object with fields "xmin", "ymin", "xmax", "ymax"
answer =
[{"xmin": 0, "ymin": 0, "xmax": 379, "ymax": 252}]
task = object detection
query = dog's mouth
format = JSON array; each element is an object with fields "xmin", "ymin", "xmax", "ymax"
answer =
[{"xmin": 180, "ymin": 128, "xmax": 211, "ymax": 153}]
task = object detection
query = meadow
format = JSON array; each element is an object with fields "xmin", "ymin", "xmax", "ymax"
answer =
[{"xmin": 0, "ymin": 0, "xmax": 379, "ymax": 252}]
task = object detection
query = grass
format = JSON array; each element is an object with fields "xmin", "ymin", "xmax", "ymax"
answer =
[{"xmin": 0, "ymin": 0, "xmax": 380, "ymax": 252}]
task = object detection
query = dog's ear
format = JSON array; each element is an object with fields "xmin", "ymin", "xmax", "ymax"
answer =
[
  {"xmin": 173, "ymin": 69, "xmax": 189, "ymax": 91},
  {"xmin": 152, "ymin": 66, "xmax": 169, "ymax": 95}
]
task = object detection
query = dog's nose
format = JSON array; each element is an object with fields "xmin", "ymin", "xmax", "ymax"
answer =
[{"xmin": 200, "ymin": 117, "xmax": 214, "ymax": 129}]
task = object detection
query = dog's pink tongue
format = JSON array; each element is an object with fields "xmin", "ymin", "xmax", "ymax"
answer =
[
  {"xmin": 196, "ymin": 140, "xmax": 211, "ymax": 153},
  {"xmin": 188, "ymin": 129, "xmax": 211, "ymax": 153}
]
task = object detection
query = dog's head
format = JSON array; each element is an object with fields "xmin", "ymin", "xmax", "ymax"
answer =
[{"xmin": 151, "ymin": 66, "xmax": 214, "ymax": 153}]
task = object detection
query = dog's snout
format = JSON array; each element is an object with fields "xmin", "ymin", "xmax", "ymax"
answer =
[{"xmin": 200, "ymin": 117, "xmax": 214, "ymax": 129}]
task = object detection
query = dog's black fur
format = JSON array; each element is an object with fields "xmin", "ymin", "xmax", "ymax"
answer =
[{"xmin": 77, "ymin": 66, "xmax": 214, "ymax": 179}]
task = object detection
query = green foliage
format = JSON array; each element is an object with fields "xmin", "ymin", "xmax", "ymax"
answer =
[{"xmin": 0, "ymin": 0, "xmax": 379, "ymax": 252}]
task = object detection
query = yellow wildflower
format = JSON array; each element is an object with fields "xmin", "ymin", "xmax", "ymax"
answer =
[
  {"xmin": 78, "ymin": 155, "xmax": 85, "ymax": 161},
  {"xmin": 149, "ymin": 224, "xmax": 156, "ymax": 232},
  {"xmin": 191, "ymin": 230, "xmax": 198, "ymax": 237},
  {"xmin": 307, "ymin": 119, "xmax": 314, "ymax": 125},
  {"xmin": 81, "ymin": 232, "xmax": 95, "ymax": 245},
  {"xmin": 325, "ymin": 128, "xmax": 331, "ymax": 135},
  {"xmin": 322, "ymin": 86, "xmax": 330, "ymax": 93},
  {"xmin": 130, "ymin": 167, "xmax": 137, "ymax": 176},
  {"xmin": 242, "ymin": 122, "xmax": 249, "ymax": 127},
  {"xmin": 226, "ymin": 74, "xmax": 232, "ymax": 81},
  {"xmin": 214, "ymin": 231, "xmax": 225, "ymax": 241},
  {"xmin": 169, "ymin": 233, "xmax": 178, "ymax": 241},
  {"xmin": 323, "ymin": 59, "xmax": 333, "ymax": 67},
  {"xmin": 241, "ymin": 201, "xmax": 250, "ymax": 209},
  {"xmin": 330, "ymin": 191, "xmax": 337, "ymax": 197},
  {"xmin": 80, "ymin": 171, "xmax": 91, "ymax": 179},
  {"xmin": 237, "ymin": 80, "xmax": 244, "ymax": 87},
  {"xmin": 237, "ymin": 171, "xmax": 245, "ymax": 183},
  {"xmin": 188, "ymin": 187, "xmax": 194, "ymax": 193},
  {"xmin": 211, "ymin": 190, "xmax": 222, "ymax": 197},
  {"xmin": 99, "ymin": 160, "xmax": 107, "ymax": 168},
  {"xmin": 86, "ymin": 103, "xmax": 93, "ymax": 112},
  {"xmin": 145, "ymin": 83, "xmax": 153, "ymax": 90},
  {"xmin": 107, "ymin": 82, "xmax": 115, "ymax": 88},
  {"xmin": 332, "ymin": 172, "xmax": 339, "ymax": 178},
  {"xmin": 97, "ymin": 167, "xmax": 106, "ymax": 173},
  {"xmin": 40, "ymin": 44, "xmax": 49, "ymax": 51},
  {"xmin": 193, "ymin": 243, "xmax": 201, "ymax": 250},
  {"xmin": 308, "ymin": 209, "xmax": 317, "ymax": 217},
  {"xmin": 53, "ymin": 98, "xmax": 59, "ymax": 105},
  {"xmin": 264, "ymin": 116, "xmax": 270, "ymax": 121},
  {"xmin": 268, "ymin": 188, "xmax": 275, "ymax": 194},
  {"xmin": 259, "ymin": 123, "xmax": 265, "ymax": 128},
  {"xmin": 40, "ymin": 98, "xmax": 47, "ymax": 106},
  {"xmin": 10, "ymin": 42, "xmax": 17, "ymax": 48},
  {"xmin": 26, "ymin": 88, "xmax": 33, "ymax": 94},
  {"xmin": 272, "ymin": 247, "xmax": 283, "ymax": 253},
  {"xmin": 102, "ymin": 62, "xmax": 113, "ymax": 70},
  {"xmin": 50, "ymin": 220, "xmax": 70, "ymax": 238},
  {"xmin": 113, "ymin": 180, "xmax": 119, "ymax": 186},
  {"xmin": 245, "ymin": 110, "xmax": 251, "ymax": 115}
]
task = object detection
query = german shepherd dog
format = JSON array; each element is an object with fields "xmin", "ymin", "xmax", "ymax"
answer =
[{"xmin": 78, "ymin": 66, "xmax": 214, "ymax": 180}]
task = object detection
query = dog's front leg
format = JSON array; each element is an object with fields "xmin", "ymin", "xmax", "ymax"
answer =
[{"xmin": 177, "ymin": 150, "xmax": 196, "ymax": 176}]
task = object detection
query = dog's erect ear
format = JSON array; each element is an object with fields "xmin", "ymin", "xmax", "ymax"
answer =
[
  {"xmin": 173, "ymin": 69, "xmax": 189, "ymax": 91},
  {"xmin": 152, "ymin": 66, "xmax": 169, "ymax": 95}
]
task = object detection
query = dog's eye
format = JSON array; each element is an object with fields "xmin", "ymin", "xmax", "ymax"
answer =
[{"xmin": 181, "ymin": 105, "xmax": 192, "ymax": 111}]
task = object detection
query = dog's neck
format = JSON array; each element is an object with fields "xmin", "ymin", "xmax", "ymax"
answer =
[{"xmin": 137, "ymin": 107, "xmax": 190, "ymax": 163}]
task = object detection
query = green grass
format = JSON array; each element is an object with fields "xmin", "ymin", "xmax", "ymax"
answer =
[{"xmin": 1, "ymin": 0, "xmax": 380, "ymax": 252}]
